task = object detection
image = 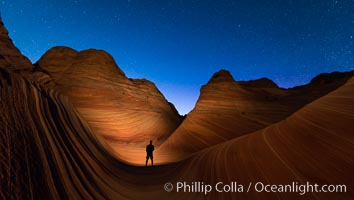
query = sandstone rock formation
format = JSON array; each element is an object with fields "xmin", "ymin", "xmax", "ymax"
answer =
[
  {"xmin": 239, "ymin": 77, "xmax": 279, "ymax": 88},
  {"xmin": 158, "ymin": 69, "xmax": 354, "ymax": 161},
  {"xmin": 36, "ymin": 46, "xmax": 183, "ymax": 153},
  {"xmin": 0, "ymin": 17, "xmax": 33, "ymax": 71},
  {"xmin": 1, "ymin": 18, "xmax": 353, "ymax": 199},
  {"xmin": 2, "ymin": 65, "xmax": 353, "ymax": 199},
  {"xmin": 174, "ymin": 76, "xmax": 354, "ymax": 199}
]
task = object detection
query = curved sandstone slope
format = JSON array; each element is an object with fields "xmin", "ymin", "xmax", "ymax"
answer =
[
  {"xmin": 0, "ymin": 68, "xmax": 178, "ymax": 199},
  {"xmin": 158, "ymin": 70, "xmax": 354, "ymax": 161},
  {"xmin": 173, "ymin": 76, "xmax": 354, "ymax": 199},
  {"xmin": 36, "ymin": 47, "xmax": 182, "ymax": 150},
  {"xmin": 0, "ymin": 69, "xmax": 112, "ymax": 199},
  {"xmin": 158, "ymin": 70, "xmax": 275, "ymax": 160}
]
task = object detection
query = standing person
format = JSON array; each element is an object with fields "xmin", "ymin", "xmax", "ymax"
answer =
[{"xmin": 146, "ymin": 140, "xmax": 154, "ymax": 167}]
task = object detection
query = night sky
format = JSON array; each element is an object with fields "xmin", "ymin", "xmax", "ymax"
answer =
[{"xmin": 1, "ymin": 0, "xmax": 353, "ymax": 114}]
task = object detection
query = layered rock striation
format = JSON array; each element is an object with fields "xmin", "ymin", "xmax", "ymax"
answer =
[
  {"xmin": 36, "ymin": 46, "xmax": 183, "ymax": 148},
  {"xmin": 159, "ymin": 69, "xmax": 354, "ymax": 160}
]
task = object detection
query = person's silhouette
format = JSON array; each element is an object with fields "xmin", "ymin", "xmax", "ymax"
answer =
[{"xmin": 145, "ymin": 140, "xmax": 154, "ymax": 167}]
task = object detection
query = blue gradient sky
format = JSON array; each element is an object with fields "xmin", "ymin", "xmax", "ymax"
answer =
[{"xmin": 1, "ymin": 0, "xmax": 353, "ymax": 114}]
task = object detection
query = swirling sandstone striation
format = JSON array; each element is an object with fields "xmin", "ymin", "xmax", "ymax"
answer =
[
  {"xmin": 0, "ymin": 67, "xmax": 171, "ymax": 199},
  {"xmin": 36, "ymin": 47, "xmax": 183, "ymax": 151},
  {"xmin": 158, "ymin": 69, "xmax": 353, "ymax": 161},
  {"xmin": 174, "ymin": 76, "xmax": 354, "ymax": 199}
]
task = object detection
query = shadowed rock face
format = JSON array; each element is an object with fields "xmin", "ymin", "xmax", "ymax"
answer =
[
  {"xmin": 158, "ymin": 69, "xmax": 354, "ymax": 161},
  {"xmin": 239, "ymin": 77, "xmax": 279, "ymax": 88},
  {"xmin": 0, "ymin": 17, "xmax": 33, "ymax": 71},
  {"xmin": 207, "ymin": 69, "xmax": 235, "ymax": 83},
  {"xmin": 36, "ymin": 46, "xmax": 183, "ymax": 149},
  {"xmin": 0, "ymin": 70, "xmax": 103, "ymax": 199}
]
